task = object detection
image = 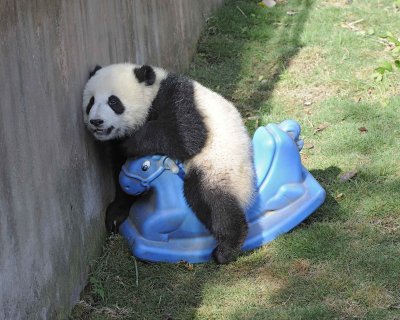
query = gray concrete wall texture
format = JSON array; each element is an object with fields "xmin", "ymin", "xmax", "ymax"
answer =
[{"xmin": 0, "ymin": 0, "xmax": 223, "ymax": 318}]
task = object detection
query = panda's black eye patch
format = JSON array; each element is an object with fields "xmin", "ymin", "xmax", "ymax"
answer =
[
  {"xmin": 86, "ymin": 96, "xmax": 95, "ymax": 115},
  {"xmin": 108, "ymin": 95, "xmax": 125, "ymax": 114}
]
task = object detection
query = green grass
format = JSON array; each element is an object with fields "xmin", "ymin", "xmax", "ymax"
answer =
[{"xmin": 71, "ymin": 0, "xmax": 400, "ymax": 319}]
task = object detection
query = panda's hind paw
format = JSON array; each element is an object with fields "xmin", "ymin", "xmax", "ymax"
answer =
[
  {"xmin": 105, "ymin": 202, "xmax": 130, "ymax": 234},
  {"xmin": 212, "ymin": 245, "xmax": 240, "ymax": 265}
]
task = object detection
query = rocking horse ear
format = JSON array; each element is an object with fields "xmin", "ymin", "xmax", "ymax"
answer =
[{"xmin": 164, "ymin": 158, "xmax": 179, "ymax": 174}]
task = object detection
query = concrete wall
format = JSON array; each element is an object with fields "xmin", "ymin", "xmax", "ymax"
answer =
[{"xmin": 0, "ymin": 0, "xmax": 222, "ymax": 318}]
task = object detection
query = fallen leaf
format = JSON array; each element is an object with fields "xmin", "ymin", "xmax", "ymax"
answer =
[
  {"xmin": 261, "ymin": 0, "xmax": 276, "ymax": 8},
  {"xmin": 303, "ymin": 143, "xmax": 314, "ymax": 149},
  {"xmin": 301, "ymin": 154, "xmax": 309, "ymax": 160},
  {"xmin": 314, "ymin": 124, "xmax": 329, "ymax": 134},
  {"xmin": 335, "ymin": 193, "xmax": 345, "ymax": 200},
  {"xmin": 339, "ymin": 170, "xmax": 358, "ymax": 183},
  {"xmin": 303, "ymin": 100, "xmax": 313, "ymax": 106},
  {"xmin": 358, "ymin": 126, "xmax": 368, "ymax": 133},
  {"xmin": 186, "ymin": 263, "xmax": 194, "ymax": 271},
  {"xmin": 177, "ymin": 260, "xmax": 194, "ymax": 271},
  {"xmin": 304, "ymin": 107, "xmax": 312, "ymax": 115}
]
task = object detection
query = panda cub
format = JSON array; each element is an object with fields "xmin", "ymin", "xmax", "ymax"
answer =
[{"xmin": 83, "ymin": 63, "xmax": 255, "ymax": 264}]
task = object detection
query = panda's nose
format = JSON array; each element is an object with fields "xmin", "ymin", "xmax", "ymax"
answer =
[{"xmin": 90, "ymin": 119, "xmax": 104, "ymax": 127}]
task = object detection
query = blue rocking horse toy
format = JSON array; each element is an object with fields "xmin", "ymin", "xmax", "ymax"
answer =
[{"xmin": 119, "ymin": 120, "xmax": 326, "ymax": 263}]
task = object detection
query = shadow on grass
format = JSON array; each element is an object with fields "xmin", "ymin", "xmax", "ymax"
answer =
[
  {"xmin": 189, "ymin": 0, "xmax": 314, "ymax": 132},
  {"xmin": 303, "ymin": 166, "xmax": 343, "ymax": 224},
  {"xmin": 220, "ymin": 165, "xmax": 400, "ymax": 320}
]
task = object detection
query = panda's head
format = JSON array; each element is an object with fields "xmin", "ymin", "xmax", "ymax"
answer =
[{"xmin": 82, "ymin": 63, "xmax": 166, "ymax": 141}]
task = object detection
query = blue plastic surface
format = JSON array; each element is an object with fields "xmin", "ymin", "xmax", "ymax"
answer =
[{"xmin": 119, "ymin": 120, "xmax": 326, "ymax": 263}]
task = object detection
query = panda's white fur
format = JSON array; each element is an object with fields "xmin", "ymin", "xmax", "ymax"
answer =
[
  {"xmin": 189, "ymin": 82, "xmax": 254, "ymax": 208},
  {"xmin": 83, "ymin": 63, "xmax": 255, "ymax": 263}
]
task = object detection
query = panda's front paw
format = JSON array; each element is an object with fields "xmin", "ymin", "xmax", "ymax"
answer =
[
  {"xmin": 121, "ymin": 137, "xmax": 139, "ymax": 158},
  {"xmin": 105, "ymin": 201, "xmax": 130, "ymax": 234},
  {"xmin": 119, "ymin": 140, "xmax": 131, "ymax": 157}
]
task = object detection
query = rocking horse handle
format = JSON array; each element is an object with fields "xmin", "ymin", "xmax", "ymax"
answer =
[
  {"xmin": 279, "ymin": 119, "xmax": 304, "ymax": 151},
  {"xmin": 163, "ymin": 157, "xmax": 180, "ymax": 173}
]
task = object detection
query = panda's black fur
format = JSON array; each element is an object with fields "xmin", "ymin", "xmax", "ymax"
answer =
[
  {"xmin": 83, "ymin": 64, "xmax": 254, "ymax": 264},
  {"xmin": 122, "ymin": 73, "xmax": 208, "ymax": 160}
]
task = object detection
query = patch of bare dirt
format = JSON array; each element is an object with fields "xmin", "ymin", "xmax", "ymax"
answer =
[
  {"xmin": 369, "ymin": 216, "xmax": 400, "ymax": 235},
  {"xmin": 275, "ymin": 83, "xmax": 335, "ymax": 108},
  {"xmin": 353, "ymin": 284, "xmax": 395, "ymax": 309},
  {"xmin": 324, "ymin": 296, "xmax": 366, "ymax": 319},
  {"xmin": 286, "ymin": 46, "xmax": 327, "ymax": 77},
  {"xmin": 273, "ymin": 46, "xmax": 336, "ymax": 106},
  {"xmin": 291, "ymin": 258, "xmax": 311, "ymax": 276}
]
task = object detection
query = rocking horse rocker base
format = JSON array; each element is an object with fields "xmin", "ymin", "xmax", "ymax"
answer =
[{"xmin": 119, "ymin": 120, "xmax": 326, "ymax": 263}]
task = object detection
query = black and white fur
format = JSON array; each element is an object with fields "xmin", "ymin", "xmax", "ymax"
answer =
[{"xmin": 83, "ymin": 63, "xmax": 255, "ymax": 264}]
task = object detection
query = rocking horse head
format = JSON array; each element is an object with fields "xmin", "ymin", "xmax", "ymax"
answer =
[{"xmin": 119, "ymin": 155, "xmax": 183, "ymax": 196}]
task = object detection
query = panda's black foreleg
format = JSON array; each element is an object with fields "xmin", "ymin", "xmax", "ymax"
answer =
[
  {"xmin": 184, "ymin": 169, "xmax": 248, "ymax": 264},
  {"xmin": 121, "ymin": 120, "xmax": 203, "ymax": 160},
  {"xmin": 105, "ymin": 141, "xmax": 137, "ymax": 234},
  {"xmin": 105, "ymin": 186, "xmax": 136, "ymax": 234}
]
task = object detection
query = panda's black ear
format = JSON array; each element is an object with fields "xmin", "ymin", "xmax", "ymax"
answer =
[
  {"xmin": 134, "ymin": 65, "xmax": 156, "ymax": 86},
  {"xmin": 89, "ymin": 65, "xmax": 102, "ymax": 79}
]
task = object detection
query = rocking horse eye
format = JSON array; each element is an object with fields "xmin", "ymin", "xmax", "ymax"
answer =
[{"xmin": 141, "ymin": 160, "xmax": 151, "ymax": 171}]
